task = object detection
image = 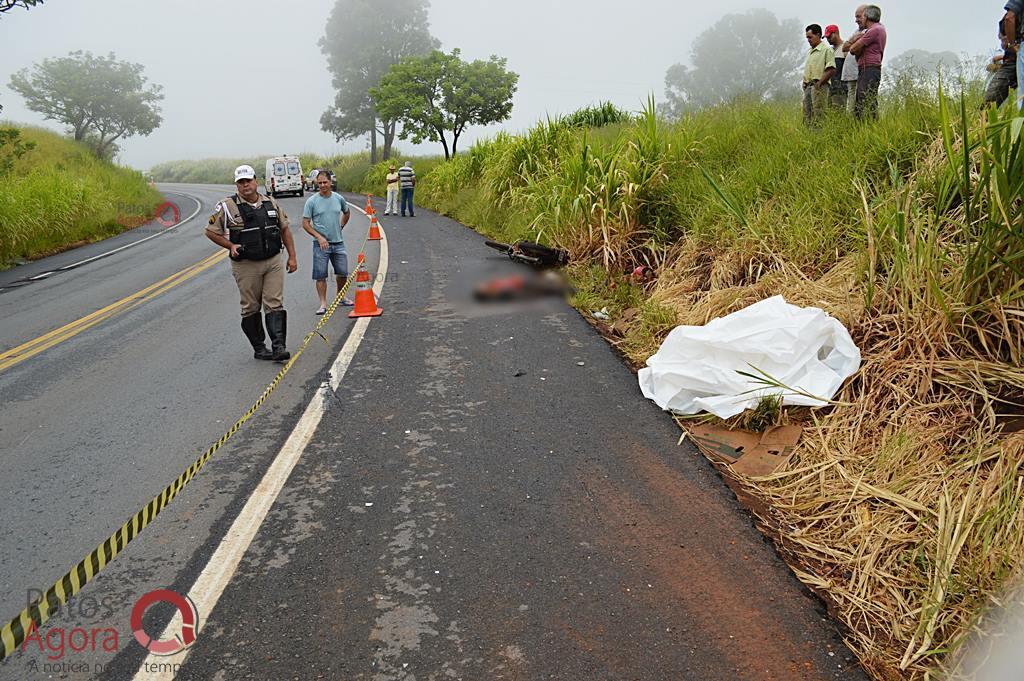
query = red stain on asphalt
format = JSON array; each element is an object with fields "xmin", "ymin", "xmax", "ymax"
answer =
[{"xmin": 564, "ymin": 439, "xmax": 839, "ymax": 680}]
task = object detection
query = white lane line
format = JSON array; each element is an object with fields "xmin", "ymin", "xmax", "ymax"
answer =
[
  {"xmin": 134, "ymin": 209, "xmax": 387, "ymax": 681},
  {"xmin": 51, "ymin": 191, "xmax": 204, "ymax": 273},
  {"xmin": 2, "ymin": 192, "xmax": 205, "ymax": 292}
]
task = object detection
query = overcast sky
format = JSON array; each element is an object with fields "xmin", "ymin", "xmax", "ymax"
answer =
[{"xmin": 0, "ymin": 0, "xmax": 998, "ymax": 170}]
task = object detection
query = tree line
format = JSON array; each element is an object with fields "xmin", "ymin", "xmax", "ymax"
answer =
[
  {"xmin": 2, "ymin": 0, "xmax": 517, "ymax": 166},
  {"xmin": 319, "ymin": 0, "xmax": 517, "ymax": 162},
  {"xmin": 661, "ymin": 8, "xmax": 978, "ymax": 117}
]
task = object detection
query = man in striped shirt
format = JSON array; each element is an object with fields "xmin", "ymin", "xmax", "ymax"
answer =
[{"xmin": 398, "ymin": 161, "xmax": 416, "ymax": 217}]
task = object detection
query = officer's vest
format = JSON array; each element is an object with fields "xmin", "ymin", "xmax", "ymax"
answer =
[{"xmin": 227, "ymin": 195, "xmax": 282, "ymax": 261}]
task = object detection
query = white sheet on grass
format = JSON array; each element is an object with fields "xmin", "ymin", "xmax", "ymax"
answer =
[{"xmin": 638, "ymin": 296, "xmax": 861, "ymax": 418}]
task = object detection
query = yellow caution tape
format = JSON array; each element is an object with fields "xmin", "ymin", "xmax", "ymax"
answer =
[{"xmin": 0, "ymin": 223, "xmax": 377, "ymax": 661}]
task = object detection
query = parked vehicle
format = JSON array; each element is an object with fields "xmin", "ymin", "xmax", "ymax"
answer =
[
  {"xmin": 305, "ymin": 168, "xmax": 337, "ymax": 192},
  {"xmin": 264, "ymin": 156, "xmax": 303, "ymax": 198}
]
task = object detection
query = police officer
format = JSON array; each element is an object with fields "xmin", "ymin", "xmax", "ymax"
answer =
[{"xmin": 205, "ymin": 165, "xmax": 298, "ymax": 361}]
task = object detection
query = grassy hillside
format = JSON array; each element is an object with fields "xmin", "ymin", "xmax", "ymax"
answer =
[
  {"xmin": 0, "ymin": 125, "xmax": 163, "ymax": 266},
  {"xmin": 346, "ymin": 88, "xmax": 1023, "ymax": 680},
  {"xmin": 150, "ymin": 151, "xmax": 383, "ymax": 190}
]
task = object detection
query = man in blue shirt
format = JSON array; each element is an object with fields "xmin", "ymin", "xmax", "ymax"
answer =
[{"xmin": 302, "ymin": 170, "xmax": 353, "ymax": 313}]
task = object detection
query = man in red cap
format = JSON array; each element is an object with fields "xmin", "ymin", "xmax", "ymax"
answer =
[
  {"xmin": 802, "ymin": 24, "xmax": 836, "ymax": 127},
  {"xmin": 824, "ymin": 25, "xmax": 849, "ymax": 110}
]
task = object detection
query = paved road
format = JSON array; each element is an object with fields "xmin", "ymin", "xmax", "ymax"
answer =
[
  {"xmin": 0, "ymin": 184, "xmax": 381, "ymax": 680},
  {"xmin": 0, "ymin": 187, "xmax": 866, "ymax": 680}
]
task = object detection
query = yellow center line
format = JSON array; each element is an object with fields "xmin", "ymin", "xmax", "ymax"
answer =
[{"xmin": 0, "ymin": 250, "xmax": 227, "ymax": 372}]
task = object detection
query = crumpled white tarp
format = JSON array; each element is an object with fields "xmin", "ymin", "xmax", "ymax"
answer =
[{"xmin": 638, "ymin": 296, "xmax": 861, "ymax": 418}]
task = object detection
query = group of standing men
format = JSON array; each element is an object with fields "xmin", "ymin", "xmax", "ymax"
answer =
[
  {"xmin": 384, "ymin": 161, "xmax": 417, "ymax": 217},
  {"xmin": 803, "ymin": 4, "xmax": 886, "ymax": 126},
  {"xmin": 205, "ymin": 159, "xmax": 420, "ymax": 360},
  {"xmin": 205, "ymin": 164, "xmax": 357, "ymax": 360}
]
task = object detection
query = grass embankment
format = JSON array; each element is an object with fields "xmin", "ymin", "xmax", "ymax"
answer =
[
  {"xmin": 349, "ymin": 92, "xmax": 1023, "ymax": 679},
  {"xmin": 0, "ymin": 125, "xmax": 163, "ymax": 267}
]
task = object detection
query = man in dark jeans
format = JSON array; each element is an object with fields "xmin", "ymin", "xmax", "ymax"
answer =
[
  {"xmin": 1004, "ymin": 0, "xmax": 1024, "ymax": 109},
  {"xmin": 398, "ymin": 161, "xmax": 416, "ymax": 217},
  {"xmin": 845, "ymin": 4, "xmax": 886, "ymax": 120},
  {"xmin": 985, "ymin": 19, "xmax": 1018, "ymax": 106},
  {"xmin": 825, "ymin": 25, "xmax": 848, "ymax": 110}
]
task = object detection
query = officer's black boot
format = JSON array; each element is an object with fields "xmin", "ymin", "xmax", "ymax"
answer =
[
  {"xmin": 241, "ymin": 313, "xmax": 273, "ymax": 360},
  {"xmin": 265, "ymin": 309, "xmax": 290, "ymax": 362}
]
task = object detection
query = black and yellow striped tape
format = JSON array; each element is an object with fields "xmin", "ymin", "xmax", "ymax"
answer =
[{"xmin": 0, "ymin": 222, "xmax": 378, "ymax": 661}]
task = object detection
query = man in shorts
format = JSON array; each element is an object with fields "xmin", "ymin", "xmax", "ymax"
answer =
[{"xmin": 302, "ymin": 170, "xmax": 353, "ymax": 314}]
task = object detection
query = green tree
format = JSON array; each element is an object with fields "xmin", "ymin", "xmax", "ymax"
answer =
[
  {"xmin": 319, "ymin": 0, "xmax": 439, "ymax": 163},
  {"xmin": 0, "ymin": 0, "xmax": 43, "ymax": 16},
  {"xmin": 372, "ymin": 49, "xmax": 518, "ymax": 160},
  {"xmin": 9, "ymin": 51, "xmax": 163, "ymax": 159},
  {"xmin": 663, "ymin": 9, "xmax": 803, "ymax": 116}
]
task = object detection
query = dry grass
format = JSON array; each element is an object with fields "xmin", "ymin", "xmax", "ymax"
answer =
[
  {"xmin": 633, "ymin": 129, "xmax": 1024, "ymax": 676},
  {"xmin": 406, "ymin": 85, "xmax": 1022, "ymax": 679}
]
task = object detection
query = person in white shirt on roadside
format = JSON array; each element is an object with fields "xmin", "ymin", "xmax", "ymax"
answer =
[{"xmin": 384, "ymin": 164, "xmax": 400, "ymax": 215}]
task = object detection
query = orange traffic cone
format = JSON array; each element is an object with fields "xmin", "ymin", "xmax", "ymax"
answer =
[
  {"xmin": 364, "ymin": 194, "xmax": 375, "ymax": 215},
  {"xmin": 348, "ymin": 254, "xmax": 383, "ymax": 318},
  {"xmin": 368, "ymin": 213, "xmax": 382, "ymax": 241}
]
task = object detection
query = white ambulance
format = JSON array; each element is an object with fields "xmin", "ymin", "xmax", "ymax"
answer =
[{"xmin": 264, "ymin": 155, "xmax": 304, "ymax": 198}]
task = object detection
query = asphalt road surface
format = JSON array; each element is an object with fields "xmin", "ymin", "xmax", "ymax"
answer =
[{"xmin": 0, "ymin": 184, "xmax": 867, "ymax": 680}]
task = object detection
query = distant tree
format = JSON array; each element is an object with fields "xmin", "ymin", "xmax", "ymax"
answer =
[
  {"xmin": 372, "ymin": 49, "xmax": 518, "ymax": 160},
  {"xmin": 663, "ymin": 9, "xmax": 803, "ymax": 116},
  {"xmin": 888, "ymin": 49, "xmax": 963, "ymax": 75},
  {"xmin": 8, "ymin": 51, "xmax": 163, "ymax": 158},
  {"xmin": 0, "ymin": 0, "xmax": 43, "ymax": 16},
  {"xmin": 885, "ymin": 49, "xmax": 970, "ymax": 90},
  {"xmin": 319, "ymin": 0, "xmax": 439, "ymax": 163}
]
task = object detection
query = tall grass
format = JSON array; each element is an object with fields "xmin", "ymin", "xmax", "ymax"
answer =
[
  {"xmin": 0, "ymin": 125, "xmax": 163, "ymax": 266},
  {"xmin": 395, "ymin": 84, "xmax": 1024, "ymax": 680},
  {"xmin": 148, "ymin": 156, "xmax": 265, "ymax": 184}
]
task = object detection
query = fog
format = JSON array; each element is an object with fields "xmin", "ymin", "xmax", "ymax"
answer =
[{"xmin": 0, "ymin": 0, "xmax": 998, "ymax": 170}]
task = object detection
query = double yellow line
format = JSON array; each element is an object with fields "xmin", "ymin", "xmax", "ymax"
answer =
[{"xmin": 0, "ymin": 250, "xmax": 227, "ymax": 373}]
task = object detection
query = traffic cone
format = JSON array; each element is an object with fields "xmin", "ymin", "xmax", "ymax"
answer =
[
  {"xmin": 348, "ymin": 254, "xmax": 383, "ymax": 318},
  {"xmin": 365, "ymin": 194, "xmax": 375, "ymax": 215},
  {"xmin": 368, "ymin": 213, "xmax": 382, "ymax": 241}
]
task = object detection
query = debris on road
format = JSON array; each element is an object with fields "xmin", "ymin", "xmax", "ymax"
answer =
[
  {"xmin": 483, "ymin": 239, "xmax": 570, "ymax": 268},
  {"xmin": 685, "ymin": 423, "xmax": 803, "ymax": 476}
]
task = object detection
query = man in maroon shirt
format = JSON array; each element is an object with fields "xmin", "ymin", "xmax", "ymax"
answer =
[{"xmin": 844, "ymin": 4, "xmax": 886, "ymax": 120}]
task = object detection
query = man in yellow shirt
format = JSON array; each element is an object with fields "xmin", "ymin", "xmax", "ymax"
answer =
[{"xmin": 803, "ymin": 24, "xmax": 837, "ymax": 126}]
